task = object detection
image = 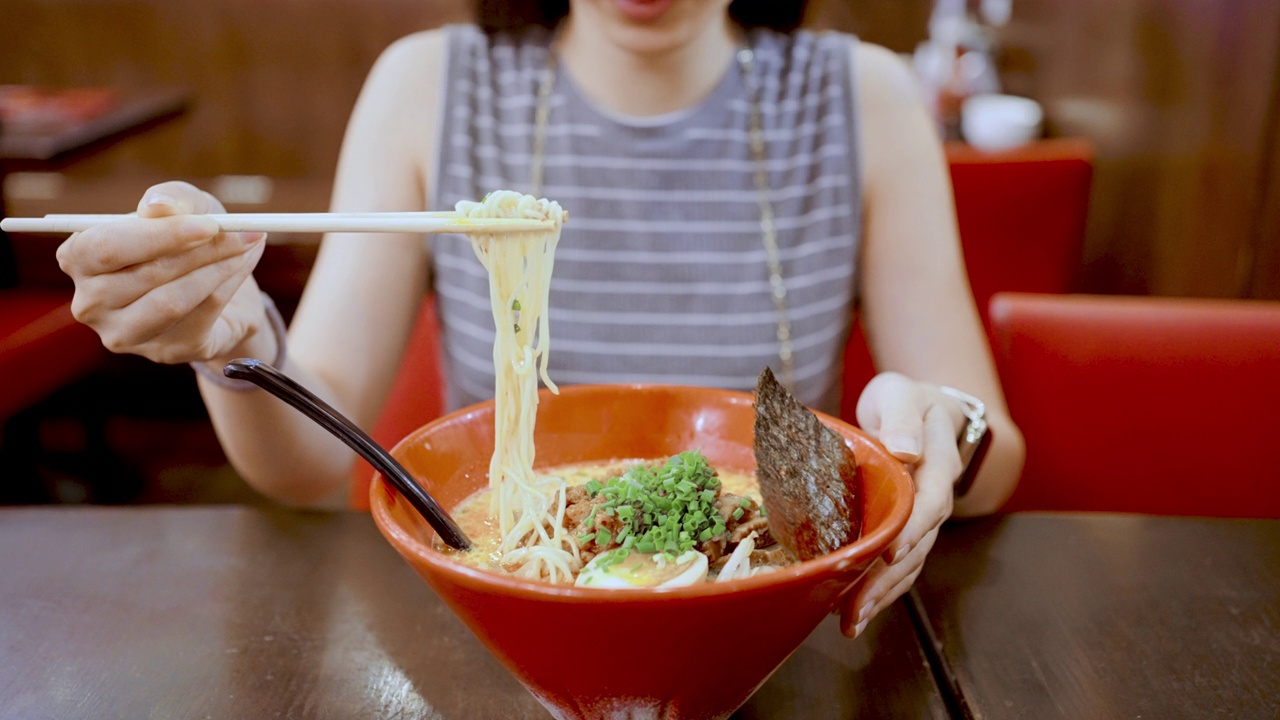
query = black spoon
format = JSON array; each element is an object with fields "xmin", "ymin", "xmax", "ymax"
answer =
[{"xmin": 223, "ymin": 358, "xmax": 472, "ymax": 550}]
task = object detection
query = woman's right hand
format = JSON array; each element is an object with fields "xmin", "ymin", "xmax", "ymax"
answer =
[{"xmin": 56, "ymin": 181, "xmax": 271, "ymax": 366}]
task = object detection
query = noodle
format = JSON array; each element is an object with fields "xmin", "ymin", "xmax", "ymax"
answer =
[
  {"xmin": 453, "ymin": 191, "xmax": 779, "ymax": 586},
  {"xmin": 455, "ymin": 191, "xmax": 578, "ymax": 583},
  {"xmin": 716, "ymin": 531, "xmax": 757, "ymax": 582}
]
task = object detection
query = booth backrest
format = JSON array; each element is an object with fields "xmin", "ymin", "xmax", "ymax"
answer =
[
  {"xmin": 0, "ymin": 291, "xmax": 107, "ymax": 423},
  {"xmin": 349, "ymin": 295, "xmax": 445, "ymax": 510},
  {"xmin": 838, "ymin": 139, "xmax": 1095, "ymax": 421},
  {"xmin": 990, "ymin": 291, "xmax": 1280, "ymax": 518}
]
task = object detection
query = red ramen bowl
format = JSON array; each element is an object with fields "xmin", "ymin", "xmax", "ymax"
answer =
[{"xmin": 370, "ymin": 385, "xmax": 913, "ymax": 720}]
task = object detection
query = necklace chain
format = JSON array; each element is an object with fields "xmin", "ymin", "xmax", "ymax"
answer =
[{"xmin": 530, "ymin": 40, "xmax": 797, "ymax": 392}]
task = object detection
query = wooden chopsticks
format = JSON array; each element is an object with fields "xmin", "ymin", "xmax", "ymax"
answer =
[{"xmin": 0, "ymin": 212, "xmax": 558, "ymax": 236}]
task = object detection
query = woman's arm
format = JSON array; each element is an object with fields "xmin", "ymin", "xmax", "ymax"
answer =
[
  {"xmin": 198, "ymin": 30, "xmax": 447, "ymax": 506},
  {"xmin": 839, "ymin": 40, "xmax": 1026, "ymax": 637},
  {"xmin": 854, "ymin": 41, "xmax": 1024, "ymax": 515}
]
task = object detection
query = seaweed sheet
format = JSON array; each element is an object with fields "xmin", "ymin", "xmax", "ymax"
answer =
[{"xmin": 752, "ymin": 367, "xmax": 863, "ymax": 561}]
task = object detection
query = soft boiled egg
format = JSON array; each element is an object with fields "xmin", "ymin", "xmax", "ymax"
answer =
[{"xmin": 575, "ymin": 550, "xmax": 709, "ymax": 589}]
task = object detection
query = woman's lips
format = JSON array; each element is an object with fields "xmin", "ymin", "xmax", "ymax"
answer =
[{"xmin": 613, "ymin": 0, "xmax": 677, "ymax": 23}]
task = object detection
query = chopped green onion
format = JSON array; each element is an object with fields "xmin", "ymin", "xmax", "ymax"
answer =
[
  {"xmin": 732, "ymin": 507, "xmax": 745, "ymax": 521},
  {"xmin": 574, "ymin": 450, "xmax": 726, "ymax": 558}
]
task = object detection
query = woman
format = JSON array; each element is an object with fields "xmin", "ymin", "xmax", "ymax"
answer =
[{"xmin": 55, "ymin": 0, "xmax": 1023, "ymax": 636}]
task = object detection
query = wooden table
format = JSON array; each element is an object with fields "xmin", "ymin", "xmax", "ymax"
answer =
[
  {"xmin": 0, "ymin": 507, "xmax": 949, "ymax": 719},
  {"xmin": 0, "ymin": 87, "xmax": 189, "ymax": 164},
  {"xmin": 914, "ymin": 513, "xmax": 1280, "ymax": 719}
]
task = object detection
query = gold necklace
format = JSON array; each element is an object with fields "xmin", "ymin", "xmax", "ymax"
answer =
[{"xmin": 530, "ymin": 40, "xmax": 797, "ymax": 391}]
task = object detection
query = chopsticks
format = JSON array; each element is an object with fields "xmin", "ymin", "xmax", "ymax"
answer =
[{"xmin": 0, "ymin": 211, "xmax": 558, "ymax": 235}]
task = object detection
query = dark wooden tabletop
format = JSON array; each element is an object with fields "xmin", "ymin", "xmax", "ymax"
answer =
[
  {"xmin": 0, "ymin": 507, "xmax": 948, "ymax": 720},
  {"xmin": 914, "ymin": 513, "xmax": 1280, "ymax": 720}
]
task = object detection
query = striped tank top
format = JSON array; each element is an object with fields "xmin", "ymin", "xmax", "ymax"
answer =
[{"xmin": 431, "ymin": 25, "xmax": 862, "ymax": 415}]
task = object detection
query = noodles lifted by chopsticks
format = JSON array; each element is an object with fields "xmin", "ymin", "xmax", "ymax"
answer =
[{"xmin": 458, "ymin": 191, "xmax": 577, "ymax": 582}]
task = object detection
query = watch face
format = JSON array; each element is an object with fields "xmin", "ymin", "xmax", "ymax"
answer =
[
  {"xmin": 936, "ymin": 385, "xmax": 990, "ymax": 498},
  {"xmin": 954, "ymin": 424, "xmax": 992, "ymax": 499}
]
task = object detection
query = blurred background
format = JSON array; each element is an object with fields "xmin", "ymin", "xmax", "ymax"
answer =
[{"xmin": 1, "ymin": 0, "xmax": 1277, "ymax": 506}]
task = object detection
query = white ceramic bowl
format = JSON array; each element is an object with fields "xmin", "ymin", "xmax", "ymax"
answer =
[{"xmin": 961, "ymin": 93, "xmax": 1044, "ymax": 151}]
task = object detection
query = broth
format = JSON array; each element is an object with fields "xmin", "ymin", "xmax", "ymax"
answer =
[{"xmin": 440, "ymin": 457, "xmax": 766, "ymax": 581}]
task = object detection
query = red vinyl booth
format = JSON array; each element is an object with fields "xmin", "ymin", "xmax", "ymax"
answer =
[
  {"xmin": 838, "ymin": 138, "xmax": 1094, "ymax": 421},
  {"xmin": 349, "ymin": 294, "xmax": 445, "ymax": 510},
  {"xmin": 0, "ymin": 290, "xmax": 106, "ymax": 423},
  {"xmin": 990, "ymin": 292, "xmax": 1280, "ymax": 518}
]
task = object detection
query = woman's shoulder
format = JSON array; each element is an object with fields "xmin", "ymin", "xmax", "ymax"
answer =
[
  {"xmin": 751, "ymin": 28, "xmax": 856, "ymax": 66},
  {"xmin": 753, "ymin": 29, "xmax": 914, "ymax": 92},
  {"xmin": 849, "ymin": 41, "xmax": 927, "ymax": 123},
  {"xmin": 853, "ymin": 40, "xmax": 916, "ymax": 86},
  {"xmin": 752, "ymin": 29, "xmax": 911, "ymax": 94},
  {"xmin": 366, "ymin": 27, "xmax": 449, "ymax": 88},
  {"xmin": 407, "ymin": 23, "xmax": 553, "ymax": 61}
]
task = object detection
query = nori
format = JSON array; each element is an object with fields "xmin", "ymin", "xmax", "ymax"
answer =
[{"xmin": 752, "ymin": 367, "xmax": 863, "ymax": 560}]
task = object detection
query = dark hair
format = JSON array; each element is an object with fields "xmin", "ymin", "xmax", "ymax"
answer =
[{"xmin": 473, "ymin": 0, "xmax": 807, "ymax": 33}]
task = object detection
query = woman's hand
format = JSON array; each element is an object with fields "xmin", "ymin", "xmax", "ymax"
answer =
[
  {"xmin": 56, "ymin": 181, "xmax": 272, "ymax": 366},
  {"xmin": 841, "ymin": 371, "xmax": 965, "ymax": 638}
]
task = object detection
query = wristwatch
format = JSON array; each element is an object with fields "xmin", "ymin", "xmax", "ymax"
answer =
[{"xmin": 937, "ymin": 386, "xmax": 993, "ymax": 499}]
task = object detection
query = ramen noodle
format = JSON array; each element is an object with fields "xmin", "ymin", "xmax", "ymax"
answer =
[
  {"xmin": 455, "ymin": 191, "xmax": 798, "ymax": 587},
  {"xmin": 457, "ymin": 191, "xmax": 575, "ymax": 582}
]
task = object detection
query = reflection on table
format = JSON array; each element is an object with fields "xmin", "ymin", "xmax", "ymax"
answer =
[
  {"xmin": 0, "ymin": 506, "xmax": 948, "ymax": 719},
  {"xmin": 916, "ymin": 513, "xmax": 1280, "ymax": 719}
]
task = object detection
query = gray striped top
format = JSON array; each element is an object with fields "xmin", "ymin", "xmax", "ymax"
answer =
[{"xmin": 431, "ymin": 25, "xmax": 862, "ymax": 415}]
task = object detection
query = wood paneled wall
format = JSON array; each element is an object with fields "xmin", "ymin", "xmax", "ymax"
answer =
[
  {"xmin": 0, "ymin": 0, "xmax": 469, "ymax": 179},
  {"xmin": 994, "ymin": 0, "xmax": 1280, "ymax": 298},
  {"xmin": 2, "ymin": 0, "xmax": 1277, "ymax": 298},
  {"xmin": 809, "ymin": 0, "xmax": 1280, "ymax": 299}
]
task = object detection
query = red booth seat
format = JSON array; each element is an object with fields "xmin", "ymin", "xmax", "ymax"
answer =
[
  {"xmin": 349, "ymin": 294, "xmax": 445, "ymax": 510},
  {"xmin": 839, "ymin": 138, "xmax": 1095, "ymax": 421},
  {"xmin": 0, "ymin": 290, "xmax": 107, "ymax": 422},
  {"xmin": 990, "ymin": 292, "xmax": 1280, "ymax": 518}
]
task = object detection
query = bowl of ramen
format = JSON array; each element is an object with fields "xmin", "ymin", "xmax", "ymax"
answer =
[{"xmin": 369, "ymin": 383, "xmax": 914, "ymax": 720}]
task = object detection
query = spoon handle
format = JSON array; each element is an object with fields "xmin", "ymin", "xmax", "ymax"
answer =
[{"xmin": 223, "ymin": 358, "xmax": 472, "ymax": 550}]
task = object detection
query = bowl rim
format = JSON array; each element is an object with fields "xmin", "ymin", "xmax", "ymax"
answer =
[{"xmin": 370, "ymin": 383, "xmax": 915, "ymax": 603}]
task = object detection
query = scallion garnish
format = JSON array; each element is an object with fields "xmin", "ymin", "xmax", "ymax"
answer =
[{"xmin": 577, "ymin": 450, "xmax": 728, "ymax": 556}]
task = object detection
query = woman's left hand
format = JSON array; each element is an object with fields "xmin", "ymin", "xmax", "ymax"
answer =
[{"xmin": 840, "ymin": 371, "xmax": 964, "ymax": 638}]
